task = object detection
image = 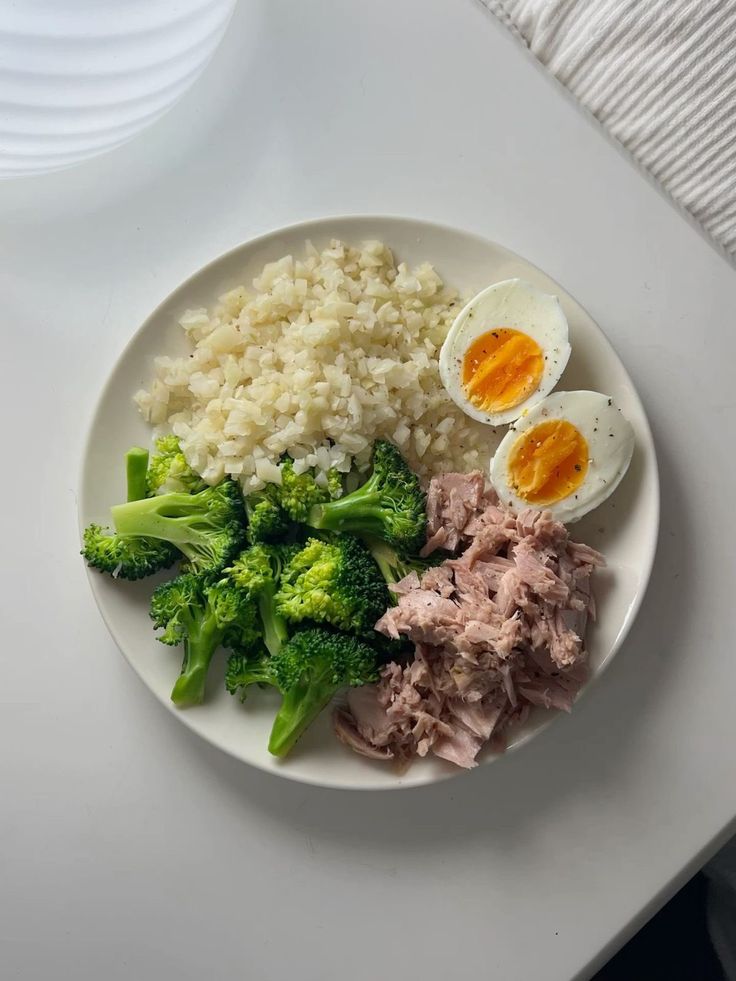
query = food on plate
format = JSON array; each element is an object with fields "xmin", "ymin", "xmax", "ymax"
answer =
[
  {"xmin": 82, "ymin": 438, "xmax": 408, "ymax": 757},
  {"xmin": 82, "ymin": 239, "xmax": 637, "ymax": 769},
  {"xmin": 274, "ymin": 536, "xmax": 389, "ymax": 635},
  {"xmin": 334, "ymin": 472, "xmax": 604, "ymax": 768},
  {"xmin": 145, "ymin": 433, "xmax": 207, "ymax": 495},
  {"xmin": 226, "ymin": 543, "xmax": 295, "ymax": 656},
  {"xmin": 439, "ymin": 279, "xmax": 571, "ymax": 426},
  {"xmin": 364, "ymin": 538, "xmax": 438, "ymax": 594},
  {"xmin": 134, "ymin": 240, "xmax": 495, "ymax": 490},
  {"xmin": 490, "ymin": 391, "xmax": 635, "ymax": 522},
  {"xmin": 81, "ymin": 446, "xmax": 178, "ymax": 580},
  {"xmin": 302, "ymin": 439, "xmax": 427, "ymax": 552},
  {"xmin": 150, "ymin": 572, "xmax": 259, "ymax": 708},
  {"xmin": 226, "ymin": 627, "xmax": 380, "ymax": 758},
  {"xmin": 109, "ymin": 479, "xmax": 246, "ymax": 575},
  {"xmin": 82, "ymin": 519, "xmax": 178, "ymax": 581},
  {"xmin": 125, "ymin": 446, "xmax": 152, "ymax": 501}
]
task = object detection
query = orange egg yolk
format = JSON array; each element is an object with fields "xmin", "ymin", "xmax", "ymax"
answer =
[
  {"xmin": 507, "ymin": 419, "xmax": 589, "ymax": 505},
  {"xmin": 462, "ymin": 328, "xmax": 544, "ymax": 413}
]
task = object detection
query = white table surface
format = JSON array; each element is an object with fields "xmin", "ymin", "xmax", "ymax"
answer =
[{"xmin": 3, "ymin": 2, "xmax": 735, "ymax": 979}]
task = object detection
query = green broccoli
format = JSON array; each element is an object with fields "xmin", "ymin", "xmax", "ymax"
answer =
[
  {"xmin": 146, "ymin": 435, "xmax": 206, "ymax": 496},
  {"xmin": 364, "ymin": 538, "xmax": 436, "ymax": 592},
  {"xmin": 150, "ymin": 572, "xmax": 260, "ymax": 707},
  {"xmin": 82, "ymin": 447, "xmax": 178, "ymax": 580},
  {"xmin": 226, "ymin": 543, "xmax": 298, "ymax": 656},
  {"xmin": 244, "ymin": 485, "xmax": 290, "ymax": 544},
  {"xmin": 110, "ymin": 480, "xmax": 246, "ymax": 575},
  {"xmin": 304, "ymin": 441, "xmax": 426, "ymax": 552},
  {"xmin": 277, "ymin": 456, "xmax": 342, "ymax": 522},
  {"xmin": 269, "ymin": 628, "xmax": 380, "ymax": 756},
  {"xmin": 224, "ymin": 649, "xmax": 274, "ymax": 699},
  {"xmin": 126, "ymin": 446, "xmax": 151, "ymax": 502},
  {"xmin": 82, "ymin": 524, "xmax": 179, "ymax": 580},
  {"xmin": 226, "ymin": 627, "xmax": 379, "ymax": 757},
  {"xmin": 242, "ymin": 456, "xmax": 342, "ymax": 540},
  {"xmin": 275, "ymin": 534, "xmax": 388, "ymax": 635},
  {"xmin": 326, "ymin": 468, "xmax": 343, "ymax": 500}
]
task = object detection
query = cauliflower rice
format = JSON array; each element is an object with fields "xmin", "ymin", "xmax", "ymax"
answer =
[{"xmin": 135, "ymin": 239, "xmax": 495, "ymax": 492}]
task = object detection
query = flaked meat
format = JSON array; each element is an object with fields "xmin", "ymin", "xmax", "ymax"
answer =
[
  {"xmin": 333, "ymin": 709, "xmax": 394, "ymax": 760},
  {"xmin": 461, "ymin": 618, "xmax": 502, "ymax": 648},
  {"xmin": 428, "ymin": 471, "xmax": 485, "ymax": 530},
  {"xmin": 390, "ymin": 571, "xmax": 421, "ymax": 596},
  {"xmin": 345, "ymin": 683, "xmax": 399, "ymax": 747},
  {"xmin": 497, "ymin": 614, "xmax": 524, "ymax": 656},
  {"xmin": 335, "ymin": 473, "xmax": 605, "ymax": 770},
  {"xmin": 516, "ymin": 507, "xmax": 568, "ymax": 548},
  {"xmin": 470, "ymin": 555, "xmax": 515, "ymax": 592},
  {"xmin": 448, "ymin": 695, "xmax": 506, "ymax": 740},
  {"xmin": 462, "ymin": 523, "xmax": 516, "ymax": 566},
  {"xmin": 421, "ymin": 526, "xmax": 449, "ymax": 556},
  {"xmin": 494, "ymin": 568, "xmax": 528, "ymax": 618},
  {"xmin": 546, "ymin": 608, "xmax": 584, "ymax": 668},
  {"xmin": 433, "ymin": 727, "xmax": 483, "ymax": 769},
  {"xmin": 567, "ymin": 540, "xmax": 606, "ymax": 567},
  {"xmin": 422, "ymin": 470, "xmax": 488, "ymax": 555},
  {"xmin": 375, "ymin": 590, "xmax": 464, "ymax": 647},
  {"xmin": 452, "ymin": 565, "xmax": 494, "ymax": 605},
  {"xmin": 421, "ymin": 564, "xmax": 455, "ymax": 598},
  {"xmin": 517, "ymin": 648, "xmax": 589, "ymax": 712},
  {"xmin": 513, "ymin": 539, "xmax": 570, "ymax": 604}
]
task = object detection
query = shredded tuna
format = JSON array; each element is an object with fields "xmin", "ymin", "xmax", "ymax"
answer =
[
  {"xmin": 333, "ymin": 709, "xmax": 394, "ymax": 760},
  {"xmin": 422, "ymin": 470, "xmax": 490, "ymax": 555},
  {"xmin": 335, "ymin": 472, "xmax": 605, "ymax": 770},
  {"xmin": 389, "ymin": 571, "xmax": 421, "ymax": 596}
]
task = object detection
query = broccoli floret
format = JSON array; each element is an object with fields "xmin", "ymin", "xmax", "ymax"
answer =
[
  {"xmin": 277, "ymin": 456, "xmax": 342, "ymax": 522},
  {"xmin": 268, "ymin": 628, "xmax": 379, "ymax": 757},
  {"xmin": 242, "ymin": 457, "xmax": 342, "ymax": 539},
  {"xmin": 275, "ymin": 534, "xmax": 388, "ymax": 634},
  {"xmin": 226, "ymin": 544, "xmax": 298, "ymax": 656},
  {"xmin": 225, "ymin": 649, "xmax": 273, "ymax": 699},
  {"xmin": 226, "ymin": 627, "xmax": 379, "ymax": 756},
  {"xmin": 277, "ymin": 457, "xmax": 325, "ymax": 522},
  {"xmin": 150, "ymin": 572, "xmax": 259, "ymax": 707},
  {"xmin": 110, "ymin": 480, "xmax": 246, "ymax": 575},
  {"xmin": 146, "ymin": 435, "xmax": 206, "ymax": 496},
  {"xmin": 82, "ymin": 523, "xmax": 178, "ymax": 580},
  {"xmin": 305, "ymin": 441, "xmax": 426, "ymax": 552},
  {"xmin": 245, "ymin": 485, "xmax": 290, "ymax": 544},
  {"xmin": 82, "ymin": 447, "xmax": 178, "ymax": 579},
  {"xmin": 326, "ymin": 468, "xmax": 343, "ymax": 499}
]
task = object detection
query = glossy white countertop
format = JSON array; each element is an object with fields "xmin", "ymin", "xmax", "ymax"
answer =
[{"xmin": 2, "ymin": 2, "xmax": 735, "ymax": 979}]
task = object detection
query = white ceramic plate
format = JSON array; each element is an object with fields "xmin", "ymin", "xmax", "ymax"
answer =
[{"xmin": 80, "ymin": 215, "xmax": 659, "ymax": 790}]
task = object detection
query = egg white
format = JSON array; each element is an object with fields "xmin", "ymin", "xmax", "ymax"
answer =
[
  {"xmin": 439, "ymin": 278, "xmax": 571, "ymax": 426},
  {"xmin": 490, "ymin": 390, "xmax": 635, "ymax": 522}
]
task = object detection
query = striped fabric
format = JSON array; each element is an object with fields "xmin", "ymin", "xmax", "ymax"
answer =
[{"xmin": 480, "ymin": 0, "xmax": 736, "ymax": 262}]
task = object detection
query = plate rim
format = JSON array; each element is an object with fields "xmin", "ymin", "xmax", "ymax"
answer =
[{"xmin": 78, "ymin": 212, "xmax": 661, "ymax": 791}]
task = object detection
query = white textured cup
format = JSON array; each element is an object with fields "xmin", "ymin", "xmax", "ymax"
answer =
[{"xmin": 0, "ymin": 0, "xmax": 236, "ymax": 178}]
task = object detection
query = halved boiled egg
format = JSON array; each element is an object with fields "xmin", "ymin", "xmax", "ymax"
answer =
[
  {"xmin": 490, "ymin": 391, "xmax": 635, "ymax": 522},
  {"xmin": 439, "ymin": 279, "xmax": 571, "ymax": 426}
]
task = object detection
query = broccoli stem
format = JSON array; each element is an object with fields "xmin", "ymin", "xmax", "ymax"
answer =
[
  {"xmin": 126, "ymin": 447, "xmax": 150, "ymax": 502},
  {"xmin": 170, "ymin": 616, "xmax": 223, "ymax": 708},
  {"xmin": 112, "ymin": 494, "xmax": 214, "ymax": 549},
  {"xmin": 364, "ymin": 537, "xmax": 399, "ymax": 585},
  {"xmin": 268, "ymin": 680, "xmax": 336, "ymax": 757},
  {"xmin": 307, "ymin": 485, "xmax": 385, "ymax": 536},
  {"xmin": 258, "ymin": 588, "xmax": 289, "ymax": 658}
]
